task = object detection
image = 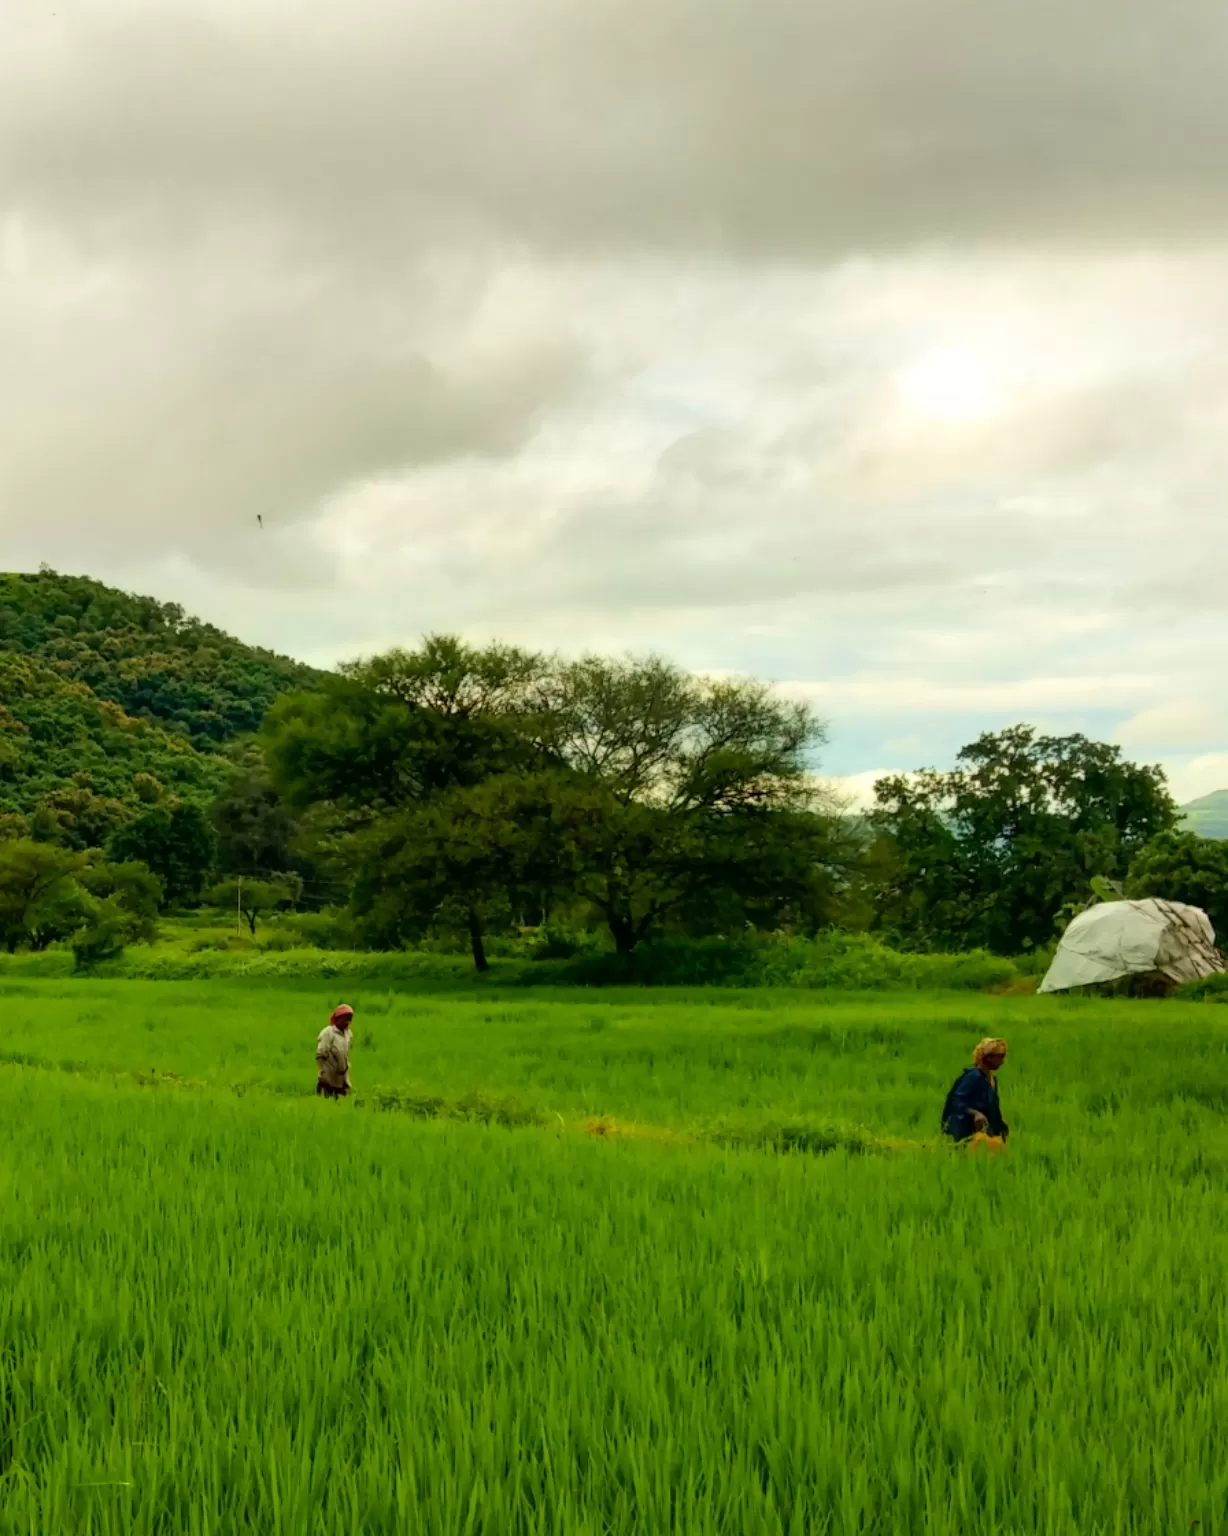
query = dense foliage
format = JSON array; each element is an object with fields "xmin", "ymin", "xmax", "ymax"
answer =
[
  {"xmin": 0, "ymin": 839, "xmax": 161, "ymax": 958},
  {"xmin": 1126, "ymin": 830, "xmax": 1228, "ymax": 937},
  {"xmin": 870, "ymin": 726, "xmax": 1178, "ymax": 953},
  {"xmin": 263, "ymin": 638, "xmax": 855, "ymax": 968},
  {"xmin": 0, "ymin": 654, "xmax": 227, "ymax": 823},
  {"xmin": 0, "ymin": 570, "xmax": 318, "ymax": 748}
]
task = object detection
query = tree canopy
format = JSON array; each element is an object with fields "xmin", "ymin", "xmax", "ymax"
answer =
[
  {"xmin": 1126, "ymin": 831, "xmax": 1228, "ymax": 940},
  {"xmin": 264, "ymin": 639, "xmax": 852, "ymax": 966},
  {"xmin": 870, "ymin": 725, "xmax": 1178, "ymax": 953}
]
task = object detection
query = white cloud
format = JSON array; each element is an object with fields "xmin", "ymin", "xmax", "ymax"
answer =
[
  {"xmin": 785, "ymin": 672, "xmax": 1160, "ymax": 717},
  {"xmin": 1116, "ymin": 702, "xmax": 1228, "ymax": 749},
  {"xmin": 1163, "ymin": 756, "xmax": 1228, "ymax": 806},
  {"xmin": 824, "ymin": 770, "xmax": 896, "ymax": 811}
]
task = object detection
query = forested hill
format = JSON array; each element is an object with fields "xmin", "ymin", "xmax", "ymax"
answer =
[
  {"xmin": 0, "ymin": 653, "xmax": 229, "ymax": 831},
  {"xmin": 0, "ymin": 570, "xmax": 321, "ymax": 749}
]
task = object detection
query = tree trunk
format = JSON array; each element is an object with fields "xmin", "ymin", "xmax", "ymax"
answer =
[
  {"xmin": 245, "ymin": 909, "xmax": 258, "ymax": 936},
  {"xmin": 609, "ymin": 914, "xmax": 638, "ymax": 954},
  {"xmin": 467, "ymin": 908, "xmax": 490, "ymax": 972}
]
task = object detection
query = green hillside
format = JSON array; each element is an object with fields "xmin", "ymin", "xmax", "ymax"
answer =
[
  {"xmin": 0, "ymin": 570, "xmax": 320, "ymax": 749},
  {"xmin": 1180, "ymin": 790, "xmax": 1228, "ymax": 840},
  {"xmin": 0, "ymin": 652, "xmax": 228, "ymax": 828}
]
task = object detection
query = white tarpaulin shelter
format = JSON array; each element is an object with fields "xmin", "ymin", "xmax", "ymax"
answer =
[{"xmin": 1038, "ymin": 898, "xmax": 1225, "ymax": 994}]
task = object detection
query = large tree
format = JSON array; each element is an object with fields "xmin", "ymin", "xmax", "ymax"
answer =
[
  {"xmin": 870, "ymin": 725, "xmax": 1178, "ymax": 953},
  {"xmin": 210, "ymin": 742, "xmax": 301, "ymax": 878},
  {"xmin": 264, "ymin": 636, "xmax": 546, "ymax": 813},
  {"xmin": 107, "ymin": 800, "xmax": 218, "ymax": 908},
  {"xmin": 1126, "ymin": 830, "xmax": 1228, "ymax": 940},
  {"xmin": 263, "ymin": 637, "xmax": 550, "ymax": 966},
  {"xmin": 0, "ymin": 839, "xmax": 90, "ymax": 952},
  {"xmin": 347, "ymin": 773, "xmax": 577, "ymax": 970},
  {"xmin": 532, "ymin": 656, "xmax": 848, "ymax": 952},
  {"xmin": 0, "ymin": 840, "xmax": 164, "ymax": 955},
  {"xmin": 264, "ymin": 641, "xmax": 849, "ymax": 964}
]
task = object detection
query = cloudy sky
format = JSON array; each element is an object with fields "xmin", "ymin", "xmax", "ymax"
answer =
[{"xmin": 5, "ymin": 0, "xmax": 1228, "ymax": 802}]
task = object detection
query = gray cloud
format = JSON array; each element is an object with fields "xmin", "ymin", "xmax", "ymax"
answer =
[
  {"xmin": 5, "ymin": 0, "xmax": 1228, "ymax": 255},
  {"xmin": 3, "ymin": 0, "xmax": 1228, "ymax": 793},
  {"xmin": 1, "ymin": 234, "xmax": 582, "ymax": 575}
]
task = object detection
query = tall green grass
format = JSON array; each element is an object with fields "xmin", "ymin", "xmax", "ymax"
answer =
[
  {"xmin": 3, "ymin": 977, "xmax": 1227, "ymax": 1143},
  {"xmin": 3, "ymin": 1060, "xmax": 1227, "ymax": 1534}
]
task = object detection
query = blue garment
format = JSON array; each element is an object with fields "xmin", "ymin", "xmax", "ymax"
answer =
[{"xmin": 941, "ymin": 1066, "xmax": 1009, "ymax": 1142}]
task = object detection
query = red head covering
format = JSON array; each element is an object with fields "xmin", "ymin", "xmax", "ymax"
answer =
[{"xmin": 330, "ymin": 1004, "xmax": 354, "ymax": 1027}]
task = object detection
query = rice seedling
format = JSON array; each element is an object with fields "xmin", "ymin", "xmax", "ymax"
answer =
[{"xmin": 1, "ymin": 979, "xmax": 1226, "ymax": 1532}]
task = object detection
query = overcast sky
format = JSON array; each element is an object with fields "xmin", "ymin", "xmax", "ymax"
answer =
[{"xmin": 5, "ymin": 0, "xmax": 1228, "ymax": 802}]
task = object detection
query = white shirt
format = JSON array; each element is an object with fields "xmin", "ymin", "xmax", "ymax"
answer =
[{"xmin": 315, "ymin": 1023, "xmax": 353, "ymax": 1091}]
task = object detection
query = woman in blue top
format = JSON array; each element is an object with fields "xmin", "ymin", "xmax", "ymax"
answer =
[{"xmin": 942, "ymin": 1037, "xmax": 1009, "ymax": 1142}]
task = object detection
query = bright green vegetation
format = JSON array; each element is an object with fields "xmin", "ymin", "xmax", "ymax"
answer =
[
  {"xmin": 1, "ymin": 977, "xmax": 1223, "ymax": 1138},
  {"xmin": 0, "ymin": 920, "xmax": 1027, "ymax": 993},
  {"xmin": 0, "ymin": 570, "xmax": 318, "ymax": 749},
  {"xmin": 3, "ymin": 980, "xmax": 1228, "ymax": 1532},
  {"xmin": 0, "ymin": 654, "xmax": 227, "ymax": 822}
]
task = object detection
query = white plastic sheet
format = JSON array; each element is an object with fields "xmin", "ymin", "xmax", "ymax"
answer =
[{"xmin": 1038, "ymin": 898, "xmax": 1224, "ymax": 993}]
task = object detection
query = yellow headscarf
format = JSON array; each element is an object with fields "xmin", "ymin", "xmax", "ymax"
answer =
[{"xmin": 973, "ymin": 1037, "xmax": 1008, "ymax": 1081}]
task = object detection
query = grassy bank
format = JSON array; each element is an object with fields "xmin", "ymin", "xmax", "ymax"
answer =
[{"xmin": 0, "ymin": 927, "xmax": 1025, "ymax": 992}]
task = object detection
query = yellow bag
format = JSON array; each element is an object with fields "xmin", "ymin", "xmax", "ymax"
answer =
[{"xmin": 966, "ymin": 1132, "xmax": 1006, "ymax": 1154}]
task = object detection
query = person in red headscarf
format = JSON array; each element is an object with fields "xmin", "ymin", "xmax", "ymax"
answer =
[{"xmin": 316, "ymin": 1004, "xmax": 355, "ymax": 1099}]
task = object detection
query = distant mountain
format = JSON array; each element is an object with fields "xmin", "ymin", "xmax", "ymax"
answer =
[
  {"xmin": 1180, "ymin": 790, "xmax": 1228, "ymax": 840},
  {"xmin": 0, "ymin": 570, "xmax": 321, "ymax": 750}
]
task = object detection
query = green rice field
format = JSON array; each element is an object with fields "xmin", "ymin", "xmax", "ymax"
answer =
[{"xmin": 3, "ymin": 978, "xmax": 1227, "ymax": 1533}]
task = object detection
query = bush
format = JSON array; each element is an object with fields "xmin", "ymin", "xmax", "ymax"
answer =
[
  {"xmin": 71, "ymin": 901, "xmax": 130, "ymax": 970},
  {"xmin": 0, "ymin": 927, "xmax": 1021, "ymax": 992},
  {"xmin": 526, "ymin": 924, "xmax": 604, "ymax": 962},
  {"xmin": 512, "ymin": 932, "xmax": 1018, "ymax": 991},
  {"xmin": 277, "ymin": 910, "xmax": 363, "ymax": 951},
  {"xmin": 1176, "ymin": 972, "xmax": 1228, "ymax": 1003}
]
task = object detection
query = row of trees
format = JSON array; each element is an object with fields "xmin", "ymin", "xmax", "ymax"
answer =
[
  {"xmin": 3, "ymin": 628, "xmax": 1225, "ymax": 967},
  {"xmin": 257, "ymin": 640, "xmax": 1220, "ymax": 968}
]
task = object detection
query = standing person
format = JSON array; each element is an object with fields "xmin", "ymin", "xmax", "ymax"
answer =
[
  {"xmin": 316, "ymin": 1004, "xmax": 355, "ymax": 1099},
  {"xmin": 941, "ymin": 1037, "xmax": 1009, "ymax": 1143}
]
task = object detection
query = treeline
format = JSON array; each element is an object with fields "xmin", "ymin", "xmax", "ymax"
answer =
[
  {"xmin": 2, "ymin": 569, "xmax": 1225, "ymax": 971},
  {"xmin": 255, "ymin": 645, "xmax": 1220, "ymax": 967}
]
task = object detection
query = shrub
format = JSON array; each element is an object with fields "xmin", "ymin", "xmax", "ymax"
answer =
[
  {"xmin": 525, "ymin": 924, "xmax": 605, "ymax": 962},
  {"xmin": 1176, "ymin": 972, "xmax": 1228, "ymax": 1003},
  {"xmin": 511, "ymin": 932, "xmax": 1017, "ymax": 991},
  {"xmin": 70, "ymin": 900, "xmax": 131, "ymax": 970},
  {"xmin": 277, "ymin": 910, "xmax": 364, "ymax": 952}
]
